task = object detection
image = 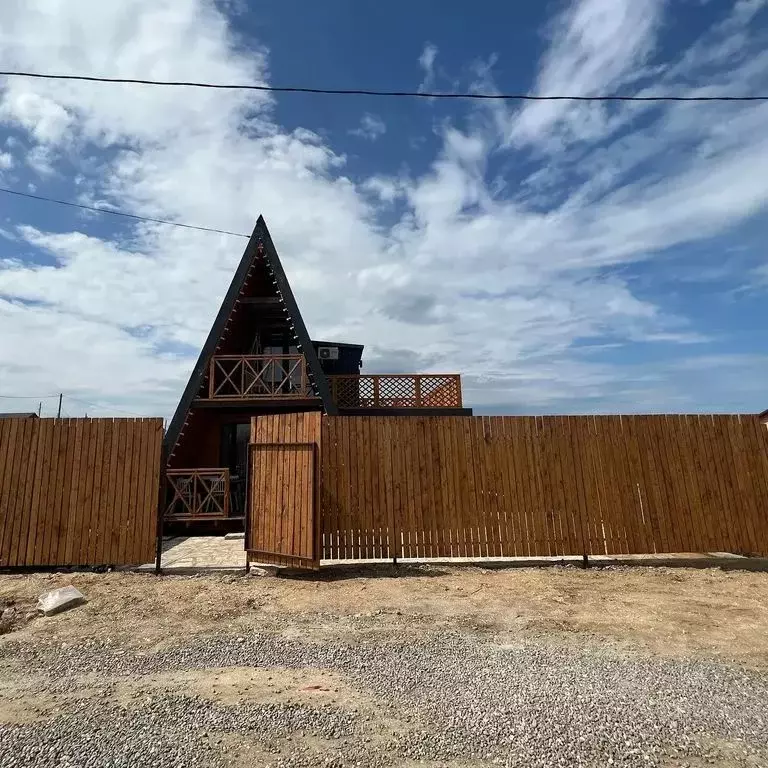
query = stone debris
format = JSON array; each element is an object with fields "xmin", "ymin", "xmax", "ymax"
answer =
[
  {"xmin": 247, "ymin": 565, "xmax": 280, "ymax": 577},
  {"xmin": 36, "ymin": 586, "xmax": 86, "ymax": 616}
]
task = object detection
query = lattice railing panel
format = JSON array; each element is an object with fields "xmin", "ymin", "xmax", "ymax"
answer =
[{"xmin": 328, "ymin": 375, "xmax": 462, "ymax": 409}]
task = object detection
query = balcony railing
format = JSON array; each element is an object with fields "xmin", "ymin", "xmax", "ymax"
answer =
[
  {"xmin": 328, "ymin": 374, "xmax": 463, "ymax": 410},
  {"xmin": 164, "ymin": 468, "xmax": 231, "ymax": 521},
  {"xmin": 208, "ymin": 354, "xmax": 313, "ymax": 399}
]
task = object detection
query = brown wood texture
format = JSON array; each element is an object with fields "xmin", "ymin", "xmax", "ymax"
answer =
[
  {"xmin": 0, "ymin": 418, "xmax": 163, "ymax": 567},
  {"xmin": 248, "ymin": 412, "xmax": 321, "ymax": 569},
  {"xmin": 319, "ymin": 415, "xmax": 768, "ymax": 561}
]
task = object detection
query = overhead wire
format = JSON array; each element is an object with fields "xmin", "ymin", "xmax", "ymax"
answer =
[
  {"xmin": 0, "ymin": 393, "xmax": 150, "ymax": 418},
  {"xmin": 64, "ymin": 395, "xmax": 149, "ymax": 418},
  {"xmin": 0, "ymin": 186, "xmax": 250, "ymax": 238},
  {"xmin": 0, "ymin": 393, "xmax": 60, "ymax": 400},
  {"xmin": 0, "ymin": 70, "xmax": 766, "ymax": 101}
]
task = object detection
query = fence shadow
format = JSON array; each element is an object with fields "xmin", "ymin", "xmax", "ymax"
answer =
[{"xmin": 280, "ymin": 562, "xmax": 450, "ymax": 581}]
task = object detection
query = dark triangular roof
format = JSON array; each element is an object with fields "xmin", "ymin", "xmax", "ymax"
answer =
[{"xmin": 165, "ymin": 216, "xmax": 336, "ymax": 456}]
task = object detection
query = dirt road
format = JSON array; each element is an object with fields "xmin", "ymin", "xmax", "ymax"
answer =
[{"xmin": 2, "ymin": 564, "xmax": 768, "ymax": 767}]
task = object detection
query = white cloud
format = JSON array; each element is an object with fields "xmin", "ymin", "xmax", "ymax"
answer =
[
  {"xmin": 418, "ymin": 43, "xmax": 438, "ymax": 92},
  {"xmin": 0, "ymin": 92, "xmax": 73, "ymax": 144},
  {"xmin": 0, "ymin": 151, "xmax": 13, "ymax": 170},
  {"xmin": 0, "ymin": 0, "xmax": 765, "ymax": 416},
  {"xmin": 362, "ymin": 176, "xmax": 402, "ymax": 203},
  {"xmin": 350, "ymin": 113, "xmax": 386, "ymax": 141},
  {"xmin": 497, "ymin": 0, "xmax": 666, "ymax": 149}
]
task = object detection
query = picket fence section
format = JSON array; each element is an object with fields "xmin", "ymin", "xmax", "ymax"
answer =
[{"xmin": 320, "ymin": 415, "xmax": 768, "ymax": 560}]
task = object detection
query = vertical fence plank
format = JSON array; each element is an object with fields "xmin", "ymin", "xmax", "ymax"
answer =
[
  {"xmin": 726, "ymin": 415, "xmax": 760, "ymax": 554},
  {"xmin": 319, "ymin": 418, "xmax": 331, "ymax": 560},
  {"xmin": 513, "ymin": 417, "xmax": 533, "ymax": 558},
  {"xmin": 3, "ymin": 419, "xmax": 26, "ymax": 565},
  {"xmin": 679, "ymin": 415, "xmax": 710, "ymax": 553},
  {"xmin": 370, "ymin": 417, "xmax": 385, "ymax": 559},
  {"xmin": 77, "ymin": 421, "xmax": 98, "ymax": 565},
  {"xmin": 745, "ymin": 418, "xmax": 768, "ymax": 555},
  {"xmin": 22, "ymin": 418, "xmax": 46, "ymax": 566},
  {"xmin": 690, "ymin": 415, "xmax": 719, "ymax": 553},
  {"xmin": 126, "ymin": 419, "xmax": 145, "ymax": 566},
  {"xmin": 9, "ymin": 419, "xmax": 37, "ymax": 566},
  {"xmin": 31, "ymin": 418, "xmax": 55, "ymax": 564},
  {"xmin": 360, "ymin": 417, "xmax": 373, "ymax": 559},
  {"xmin": 631, "ymin": 417, "xmax": 657, "ymax": 555},
  {"xmin": 297, "ymin": 414, "xmax": 308, "ymax": 561},
  {"xmin": 712, "ymin": 416, "xmax": 746, "ymax": 553},
  {"xmin": 131, "ymin": 419, "xmax": 152, "ymax": 565},
  {"xmin": 0, "ymin": 420, "xmax": 14, "ymax": 565},
  {"xmin": 703, "ymin": 415, "xmax": 732, "ymax": 553}
]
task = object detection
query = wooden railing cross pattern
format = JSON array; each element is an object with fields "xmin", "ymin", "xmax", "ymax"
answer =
[
  {"xmin": 206, "ymin": 354, "xmax": 313, "ymax": 400},
  {"xmin": 164, "ymin": 468, "xmax": 230, "ymax": 520}
]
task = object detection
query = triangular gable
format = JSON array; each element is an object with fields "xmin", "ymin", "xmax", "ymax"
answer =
[{"xmin": 165, "ymin": 216, "xmax": 336, "ymax": 459}]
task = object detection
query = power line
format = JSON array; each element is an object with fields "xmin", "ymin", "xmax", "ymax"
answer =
[
  {"xmin": 0, "ymin": 393, "xmax": 150, "ymax": 418},
  {"xmin": 0, "ymin": 393, "xmax": 59, "ymax": 399},
  {"xmin": 64, "ymin": 395, "xmax": 147, "ymax": 418},
  {"xmin": 1, "ymin": 70, "xmax": 766, "ymax": 102},
  {"xmin": 0, "ymin": 186, "xmax": 250, "ymax": 238}
]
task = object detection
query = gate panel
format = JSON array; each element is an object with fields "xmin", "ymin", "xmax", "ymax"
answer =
[{"xmin": 248, "ymin": 442, "xmax": 318, "ymax": 569}]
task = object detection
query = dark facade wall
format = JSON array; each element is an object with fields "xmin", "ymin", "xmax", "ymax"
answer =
[
  {"xmin": 312, "ymin": 342, "xmax": 363, "ymax": 375},
  {"xmin": 169, "ymin": 404, "xmax": 325, "ymax": 470},
  {"xmin": 169, "ymin": 410, "xmax": 221, "ymax": 469}
]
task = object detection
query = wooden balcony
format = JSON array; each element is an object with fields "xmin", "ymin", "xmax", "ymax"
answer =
[
  {"xmin": 164, "ymin": 468, "xmax": 231, "ymax": 521},
  {"xmin": 207, "ymin": 354, "xmax": 313, "ymax": 400},
  {"xmin": 328, "ymin": 374, "xmax": 463, "ymax": 410}
]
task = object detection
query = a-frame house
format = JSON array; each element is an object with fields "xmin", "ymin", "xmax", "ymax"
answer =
[{"xmin": 163, "ymin": 216, "xmax": 470, "ymax": 529}]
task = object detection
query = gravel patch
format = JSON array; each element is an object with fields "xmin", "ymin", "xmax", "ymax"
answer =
[
  {"xmin": 2, "ymin": 631, "xmax": 768, "ymax": 767},
  {"xmin": 0, "ymin": 696, "xmax": 358, "ymax": 768}
]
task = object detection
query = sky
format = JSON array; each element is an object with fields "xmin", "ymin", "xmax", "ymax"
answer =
[{"xmin": 0, "ymin": 0, "xmax": 767, "ymax": 418}]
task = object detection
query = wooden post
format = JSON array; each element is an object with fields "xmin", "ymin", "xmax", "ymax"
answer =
[
  {"xmin": 373, "ymin": 376, "xmax": 380, "ymax": 408},
  {"xmin": 244, "ymin": 443, "xmax": 252, "ymax": 573},
  {"xmin": 154, "ymin": 445, "xmax": 168, "ymax": 575},
  {"xmin": 208, "ymin": 358, "xmax": 215, "ymax": 399},
  {"xmin": 454, "ymin": 375, "xmax": 463, "ymax": 408},
  {"xmin": 415, "ymin": 377, "xmax": 422, "ymax": 408}
]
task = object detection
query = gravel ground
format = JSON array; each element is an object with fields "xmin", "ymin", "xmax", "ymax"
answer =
[
  {"xmin": 2, "ymin": 627, "xmax": 768, "ymax": 767},
  {"xmin": 2, "ymin": 565, "xmax": 768, "ymax": 768}
]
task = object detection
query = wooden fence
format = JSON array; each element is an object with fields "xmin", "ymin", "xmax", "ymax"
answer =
[
  {"xmin": 319, "ymin": 415, "xmax": 768, "ymax": 560},
  {"xmin": 0, "ymin": 417, "xmax": 163, "ymax": 568}
]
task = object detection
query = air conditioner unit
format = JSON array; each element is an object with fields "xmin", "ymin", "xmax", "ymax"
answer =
[{"xmin": 318, "ymin": 346, "xmax": 339, "ymax": 361}]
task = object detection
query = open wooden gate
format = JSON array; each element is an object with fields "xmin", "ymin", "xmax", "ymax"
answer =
[{"xmin": 247, "ymin": 412, "xmax": 321, "ymax": 569}]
